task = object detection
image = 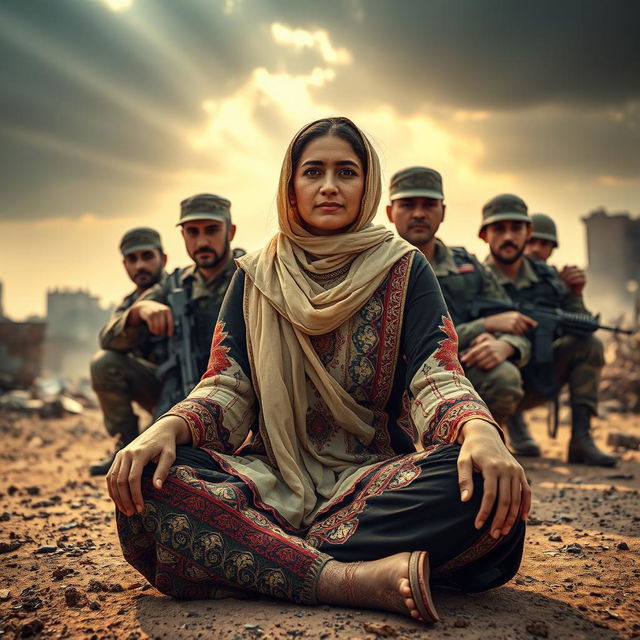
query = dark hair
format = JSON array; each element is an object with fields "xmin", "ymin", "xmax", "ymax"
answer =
[{"xmin": 290, "ymin": 117, "xmax": 368, "ymax": 179}]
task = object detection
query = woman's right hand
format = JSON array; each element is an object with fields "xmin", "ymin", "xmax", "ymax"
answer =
[{"xmin": 106, "ymin": 415, "xmax": 191, "ymax": 516}]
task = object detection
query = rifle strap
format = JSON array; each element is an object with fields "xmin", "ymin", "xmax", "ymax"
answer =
[{"xmin": 547, "ymin": 394, "xmax": 560, "ymax": 439}]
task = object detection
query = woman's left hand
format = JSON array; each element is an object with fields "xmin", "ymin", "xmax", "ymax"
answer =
[{"xmin": 456, "ymin": 419, "xmax": 531, "ymax": 539}]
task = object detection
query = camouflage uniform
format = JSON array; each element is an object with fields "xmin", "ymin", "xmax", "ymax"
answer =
[
  {"xmin": 91, "ymin": 227, "xmax": 168, "ymax": 446},
  {"xmin": 481, "ymin": 193, "xmax": 614, "ymax": 465},
  {"xmin": 123, "ymin": 249, "xmax": 245, "ymax": 416},
  {"xmin": 485, "ymin": 256, "xmax": 604, "ymax": 415},
  {"xmin": 91, "ymin": 282, "xmax": 168, "ymax": 442},
  {"xmin": 387, "ymin": 168, "xmax": 531, "ymax": 425},
  {"xmin": 431, "ymin": 238, "xmax": 530, "ymax": 423}
]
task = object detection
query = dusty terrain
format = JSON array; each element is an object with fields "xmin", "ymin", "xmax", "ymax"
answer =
[{"xmin": 1, "ymin": 406, "xmax": 638, "ymax": 640}]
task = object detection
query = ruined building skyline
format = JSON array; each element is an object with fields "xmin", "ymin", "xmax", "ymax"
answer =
[
  {"xmin": 583, "ymin": 208, "xmax": 640, "ymax": 323},
  {"xmin": 44, "ymin": 288, "xmax": 112, "ymax": 378}
]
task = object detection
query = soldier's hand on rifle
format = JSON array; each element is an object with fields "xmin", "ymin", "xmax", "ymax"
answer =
[
  {"xmin": 106, "ymin": 416, "xmax": 192, "ymax": 516},
  {"xmin": 560, "ymin": 265, "xmax": 586, "ymax": 296},
  {"xmin": 482, "ymin": 311, "xmax": 537, "ymax": 335},
  {"xmin": 461, "ymin": 333, "xmax": 515, "ymax": 370},
  {"xmin": 129, "ymin": 300, "xmax": 175, "ymax": 336}
]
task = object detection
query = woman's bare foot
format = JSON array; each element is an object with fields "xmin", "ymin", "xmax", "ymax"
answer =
[{"xmin": 316, "ymin": 552, "xmax": 438, "ymax": 623}]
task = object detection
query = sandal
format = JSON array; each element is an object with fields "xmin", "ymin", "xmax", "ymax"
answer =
[{"xmin": 408, "ymin": 551, "xmax": 440, "ymax": 623}]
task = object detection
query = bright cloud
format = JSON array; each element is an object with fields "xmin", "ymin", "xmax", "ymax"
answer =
[
  {"xmin": 101, "ymin": 0, "xmax": 133, "ymax": 11},
  {"xmin": 270, "ymin": 22, "xmax": 353, "ymax": 65},
  {"xmin": 184, "ymin": 54, "xmax": 514, "ymax": 264},
  {"xmin": 223, "ymin": 0, "xmax": 242, "ymax": 15}
]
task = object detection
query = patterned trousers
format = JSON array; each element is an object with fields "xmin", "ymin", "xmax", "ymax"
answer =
[{"xmin": 117, "ymin": 444, "xmax": 525, "ymax": 605}]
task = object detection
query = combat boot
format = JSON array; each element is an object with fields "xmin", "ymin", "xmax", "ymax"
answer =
[
  {"xmin": 506, "ymin": 413, "xmax": 541, "ymax": 456},
  {"xmin": 89, "ymin": 431, "xmax": 136, "ymax": 476},
  {"xmin": 567, "ymin": 405, "xmax": 617, "ymax": 467}
]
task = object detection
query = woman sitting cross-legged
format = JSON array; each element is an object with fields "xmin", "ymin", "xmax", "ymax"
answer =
[{"xmin": 107, "ymin": 116, "xmax": 531, "ymax": 624}]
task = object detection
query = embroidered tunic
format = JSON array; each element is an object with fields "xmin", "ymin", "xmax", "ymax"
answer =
[{"xmin": 164, "ymin": 252, "xmax": 497, "ymax": 529}]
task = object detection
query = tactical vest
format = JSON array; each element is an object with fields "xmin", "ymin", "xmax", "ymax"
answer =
[
  {"xmin": 502, "ymin": 258, "xmax": 565, "ymax": 308},
  {"xmin": 122, "ymin": 290, "xmax": 168, "ymax": 365},
  {"xmin": 154, "ymin": 265, "xmax": 237, "ymax": 417},
  {"xmin": 501, "ymin": 258, "xmax": 565, "ymax": 397},
  {"xmin": 176, "ymin": 270, "xmax": 234, "ymax": 378},
  {"xmin": 188, "ymin": 291, "xmax": 222, "ymax": 377},
  {"xmin": 436, "ymin": 247, "xmax": 485, "ymax": 325}
]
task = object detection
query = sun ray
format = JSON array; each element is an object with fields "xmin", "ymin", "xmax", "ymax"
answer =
[
  {"xmin": 0, "ymin": 7, "xmax": 192, "ymax": 145},
  {"xmin": 108, "ymin": 4, "xmax": 217, "ymax": 97},
  {"xmin": 102, "ymin": 0, "xmax": 134, "ymax": 11},
  {"xmin": 0, "ymin": 125, "xmax": 181, "ymax": 181}
]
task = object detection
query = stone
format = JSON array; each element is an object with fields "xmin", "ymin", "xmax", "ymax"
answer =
[
  {"xmin": 64, "ymin": 586, "xmax": 87, "ymax": 607},
  {"xmin": 525, "ymin": 621, "xmax": 549, "ymax": 637}
]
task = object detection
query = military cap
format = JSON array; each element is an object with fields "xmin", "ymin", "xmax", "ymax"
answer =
[
  {"xmin": 389, "ymin": 166, "xmax": 444, "ymax": 201},
  {"xmin": 119, "ymin": 227, "xmax": 163, "ymax": 256},
  {"xmin": 177, "ymin": 193, "xmax": 232, "ymax": 226},
  {"xmin": 479, "ymin": 193, "xmax": 530, "ymax": 232},
  {"xmin": 530, "ymin": 213, "xmax": 559, "ymax": 247}
]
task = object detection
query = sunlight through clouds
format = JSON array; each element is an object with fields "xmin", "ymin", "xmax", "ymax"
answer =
[
  {"xmin": 223, "ymin": 0, "xmax": 242, "ymax": 15},
  {"xmin": 181, "ymin": 16, "xmax": 514, "ymax": 257},
  {"xmin": 4, "ymin": 5, "xmax": 630, "ymax": 320},
  {"xmin": 101, "ymin": 0, "xmax": 134, "ymax": 11},
  {"xmin": 183, "ymin": 63, "xmax": 342, "ymax": 251},
  {"xmin": 183, "ymin": 41, "xmax": 512, "ymax": 263},
  {"xmin": 271, "ymin": 22, "xmax": 354, "ymax": 65}
]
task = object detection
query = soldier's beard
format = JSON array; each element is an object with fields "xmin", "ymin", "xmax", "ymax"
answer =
[
  {"xmin": 133, "ymin": 269, "xmax": 162, "ymax": 289},
  {"xmin": 491, "ymin": 243, "xmax": 525, "ymax": 265},
  {"xmin": 194, "ymin": 238, "xmax": 230, "ymax": 270}
]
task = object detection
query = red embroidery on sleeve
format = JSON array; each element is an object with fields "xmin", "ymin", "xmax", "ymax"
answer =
[
  {"xmin": 434, "ymin": 316, "xmax": 464, "ymax": 375},
  {"xmin": 202, "ymin": 321, "xmax": 232, "ymax": 378}
]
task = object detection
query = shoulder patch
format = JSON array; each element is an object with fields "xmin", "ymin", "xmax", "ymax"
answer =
[{"xmin": 457, "ymin": 263, "xmax": 476, "ymax": 274}]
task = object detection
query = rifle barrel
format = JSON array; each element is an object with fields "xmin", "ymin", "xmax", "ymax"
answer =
[{"xmin": 596, "ymin": 324, "xmax": 633, "ymax": 335}]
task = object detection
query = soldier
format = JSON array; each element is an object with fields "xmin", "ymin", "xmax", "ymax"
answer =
[
  {"xmin": 526, "ymin": 213, "xmax": 588, "ymax": 296},
  {"xmin": 524, "ymin": 213, "xmax": 557, "ymax": 263},
  {"xmin": 121, "ymin": 193, "xmax": 244, "ymax": 417},
  {"xmin": 89, "ymin": 227, "xmax": 168, "ymax": 476},
  {"xmin": 480, "ymin": 194, "xmax": 616, "ymax": 466},
  {"xmin": 386, "ymin": 167, "xmax": 534, "ymax": 430}
]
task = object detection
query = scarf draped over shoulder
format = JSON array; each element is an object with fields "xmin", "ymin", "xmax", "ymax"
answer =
[{"xmin": 236, "ymin": 118, "xmax": 414, "ymax": 525}]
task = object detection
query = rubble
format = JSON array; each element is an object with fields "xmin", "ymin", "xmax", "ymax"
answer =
[
  {"xmin": 525, "ymin": 621, "xmax": 549, "ymax": 637},
  {"xmin": 64, "ymin": 586, "xmax": 88, "ymax": 607},
  {"xmin": 18, "ymin": 619, "xmax": 45, "ymax": 638},
  {"xmin": 601, "ymin": 331, "xmax": 640, "ymax": 412},
  {"xmin": 608, "ymin": 432, "xmax": 640, "ymax": 450},
  {"xmin": 0, "ymin": 376, "xmax": 95, "ymax": 419},
  {"xmin": 0, "ymin": 404, "xmax": 638, "ymax": 639},
  {"xmin": 0, "ymin": 321, "xmax": 46, "ymax": 389}
]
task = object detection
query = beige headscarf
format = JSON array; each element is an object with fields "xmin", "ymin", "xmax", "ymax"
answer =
[{"xmin": 237, "ymin": 117, "xmax": 414, "ymax": 523}]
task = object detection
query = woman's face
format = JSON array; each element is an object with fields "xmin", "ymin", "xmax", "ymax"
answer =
[{"xmin": 292, "ymin": 134, "xmax": 365, "ymax": 236}]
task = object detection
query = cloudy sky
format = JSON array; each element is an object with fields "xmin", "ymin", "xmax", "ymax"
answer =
[{"xmin": 1, "ymin": 0, "xmax": 639, "ymax": 319}]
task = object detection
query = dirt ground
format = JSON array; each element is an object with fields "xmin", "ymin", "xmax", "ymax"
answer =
[{"xmin": 1, "ymin": 406, "xmax": 638, "ymax": 640}]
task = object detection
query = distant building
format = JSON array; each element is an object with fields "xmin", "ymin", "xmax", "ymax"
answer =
[
  {"xmin": 0, "ymin": 280, "xmax": 47, "ymax": 389},
  {"xmin": 583, "ymin": 208, "xmax": 640, "ymax": 321},
  {"xmin": 43, "ymin": 288, "xmax": 113, "ymax": 378}
]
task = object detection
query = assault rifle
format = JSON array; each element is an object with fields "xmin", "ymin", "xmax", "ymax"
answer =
[
  {"xmin": 153, "ymin": 275, "xmax": 200, "ymax": 416},
  {"xmin": 470, "ymin": 297, "xmax": 632, "ymax": 366},
  {"xmin": 469, "ymin": 297, "xmax": 632, "ymax": 437}
]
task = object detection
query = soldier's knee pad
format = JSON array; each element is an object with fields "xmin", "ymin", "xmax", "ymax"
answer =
[
  {"xmin": 564, "ymin": 334, "xmax": 604, "ymax": 368},
  {"xmin": 583, "ymin": 334, "xmax": 604, "ymax": 367},
  {"xmin": 489, "ymin": 361, "xmax": 524, "ymax": 399},
  {"xmin": 90, "ymin": 350, "xmax": 130, "ymax": 388}
]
